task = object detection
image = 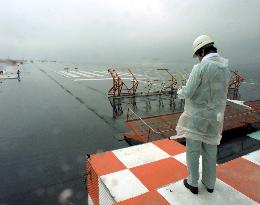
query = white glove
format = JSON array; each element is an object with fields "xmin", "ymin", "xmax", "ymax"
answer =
[
  {"xmin": 169, "ymin": 135, "xmax": 176, "ymax": 140},
  {"xmin": 177, "ymin": 88, "xmax": 185, "ymax": 99}
]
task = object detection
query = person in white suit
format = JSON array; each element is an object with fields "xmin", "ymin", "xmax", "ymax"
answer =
[{"xmin": 171, "ymin": 35, "xmax": 231, "ymax": 194}]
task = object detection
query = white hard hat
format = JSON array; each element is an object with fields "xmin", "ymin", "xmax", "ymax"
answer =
[{"xmin": 192, "ymin": 35, "xmax": 214, "ymax": 58}]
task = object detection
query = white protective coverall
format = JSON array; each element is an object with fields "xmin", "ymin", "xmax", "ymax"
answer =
[
  {"xmin": 174, "ymin": 53, "xmax": 230, "ymax": 145},
  {"xmin": 172, "ymin": 53, "xmax": 230, "ymax": 189}
]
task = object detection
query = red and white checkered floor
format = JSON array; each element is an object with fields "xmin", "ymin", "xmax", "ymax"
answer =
[{"xmin": 87, "ymin": 139, "xmax": 260, "ymax": 205}]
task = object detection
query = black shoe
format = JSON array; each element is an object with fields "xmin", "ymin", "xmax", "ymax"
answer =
[
  {"xmin": 183, "ymin": 179, "xmax": 198, "ymax": 194},
  {"xmin": 202, "ymin": 181, "xmax": 214, "ymax": 193}
]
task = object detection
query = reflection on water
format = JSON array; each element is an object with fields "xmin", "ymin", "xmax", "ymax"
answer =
[
  {"xmin": 109, "ymin": 88, "xmax": 241, "ymax": 119},
  {"xmin": 228, "ymin": 88, "xmax": 241, "ymax": 100},
  {"xmin": 109, "ymin": 98, "xmax": 124, "ymax": 118},
  {"xmin": 109, "ymin": 94, "xmax": 184, "ymax": 119}
]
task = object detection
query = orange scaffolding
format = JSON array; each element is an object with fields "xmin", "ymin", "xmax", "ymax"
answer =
[
  {"xmin": 108, "ymin": 68, "xmax": 180, "ymax": 97},
  {"xmin": 124, "ymin": 100, "xmax": 260, "ymax": 143},
  {"xmin": 156, "ymin": 68, "xmax": 178, "ymax": 94},
  {"xmin": 108, "ymin": 68, "xmax": 139, "ymax": 97},
  {"xmin": 107, "ymin": 68, "xmax": 244, "ymax": 98},
  {"xmin": 141, "ymin": 68, "xmax": 179, "ymax": 95},
  {"xmin": 229, "ymin": 70, "xmax": 244, "ymax": 89}
]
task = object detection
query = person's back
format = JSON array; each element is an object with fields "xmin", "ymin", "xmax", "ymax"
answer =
[
  {"xmin": 182, "ymin": 53, "xmax": 231, "ymax": 144},
  {"xmin": 176, "ymin": 53, "xmax": 230, "ymax": 145},
  {"xmin": 170, "ymin": 35, "xmax": 231, "ymax": 194},
  {"xmin": 192, "ymin": 55, "xmax": 230, "ymax": 108}
]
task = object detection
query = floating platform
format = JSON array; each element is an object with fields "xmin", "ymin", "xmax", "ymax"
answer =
[
  {"xmin": 0, "ymin": 74, "xmax": 17, "ymax": 79},
  {"xmin": 86, "ymin": 139, "xmax": 260, "ymax": 205}
]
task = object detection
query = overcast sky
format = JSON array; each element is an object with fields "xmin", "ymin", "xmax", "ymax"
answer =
[{"xmin": 0, "ymin": 0, "xmax": 259, "ymax": 65}]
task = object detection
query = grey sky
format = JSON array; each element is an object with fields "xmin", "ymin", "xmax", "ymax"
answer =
[{"xmin": 0, "ymin": 0, "xmax": 259, "ymax": 65}]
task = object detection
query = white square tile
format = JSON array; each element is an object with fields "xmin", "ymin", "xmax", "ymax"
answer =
[
  {"xmin": 100, "ymin": 169, "xmax": 148, "ymax": 202},
  {"xmin": 99, "ymin": 178, "xmax": 116, "ymax": 205},
  {"xmin": 157, "ymin": 179, "xmax": 258, "ymax": 205},
  {"xmin": 173, "ymin": 152, "xmax": 218, "ymax": 173},
  {"xmin": 113, "ymin": 143, "xmax": 170, "ymax": 168},
  {"xmin": 243, "ymin": 150, "xmax": 260, "ymax": 165},
  {"xmin": 88, "ymin": 194, "xmax": 94, "ymax": 205},
  {"xmin": 173, "ymin": 153, "xmax": 203, "ymax": 173}
]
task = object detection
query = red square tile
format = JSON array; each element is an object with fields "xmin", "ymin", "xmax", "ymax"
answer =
[
  {"xmin": 89, "ymin": 151, "xmax": 126, "ymax": 176},
  {"xmin": 217, "ymin": 157, "xmax": 260, "ymax": 203},
  {"xmin": 131, "ymin": 157, "xmax": 188, "ymax": 190},
  {"xmin": 153, "ymin": 139, "xmax": 186, "ymax": 156},
  {"xmin": 115, "ymin": 191, "xmax": 170, "ymax": 205}
]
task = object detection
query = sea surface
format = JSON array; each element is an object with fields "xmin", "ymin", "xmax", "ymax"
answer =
[{"xmin": 0, "ymin": 61, "xmax": 259, "ymax": 204}]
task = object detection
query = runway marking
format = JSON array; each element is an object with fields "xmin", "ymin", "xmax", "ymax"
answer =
[
  {"xmin": 117, "ymin": 72, "xmax": 131, "ymax": 77},
  {"xmin": 58, "ymin": 70, "xmax": 107, "ymax": 78},
  {"xmin": 74, "ymin": 77, "xmax": 146, "ymax": 82},
  {"xmin": 57, "ymin": 69, "xmax": 145, "ymax": 82},
  {"xmin": 59, "ymin": 71, "xmax": 80, "ymax": 78},
  {"xmin": 54, "ymin": 70, "xmax": 71, "ymax": 78},
  {"xmin": 70, "ymin": 70, "xmax": 93, "ymax": 77},
  {"xmin": 59, "ymin": 73, "xmax": 71, "ymax": 78},
  {"xmin": 74, "ymin": 78, "xmax": 112, "ymax": 81},
  {"xmin": 93, "ymin": 71, "xmax": 107, "ymax": 74},
  {"xmin": 79, "ymin": 70, "xmax": 105, "ymax": 77}
]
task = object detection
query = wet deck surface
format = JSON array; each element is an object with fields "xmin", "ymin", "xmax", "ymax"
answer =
[{"xmin": 0, "ymin": 62, "xmax": 260, "ymax": 204}]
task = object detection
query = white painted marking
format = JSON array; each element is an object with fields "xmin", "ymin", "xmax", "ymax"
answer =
[
  {"xmin": 56, "ymin": 71, "xmax": 71, "ymax": 78},
  {"xmin": 227, "ymin": 99, "xmax": 252, "ymax": 109},
  {"xmin": 60, "ymin": 71, "xmax": 80, "ymax": 78},
  {"xmin": 136, "ymin": 74, "xmax": 144, "ymax": 77},
  {"xmin": 243, "ymin": 149, "xmax": 260, "ymax": 165},
  {"xmin": 118, "ymin": 72, "xmax": 131, "ymax": 77},
  {"xmin": 113, "ymin": 143, "xmax": 170, "ymax": 168},
  {"xmin": 101, "ymin": 169, "xmax": 148, "ymax": 202},
  {"xmin": 158, "ymin": 179, "xmax": 258, "ymax": 205},
  {"xmin": 0, "ymin": 75, "xmax": 17, "ymax": 79},
  {"xmin": 70, "ymin": 70, "xmax": 92, "ymax": 77},
  {"xmin": 74, "ymin": 77, "xmax": 146, "ymax": 82},
  {"xmin": 99, "ymin": 178, "xmax": 116, "ymax": 205},
  {"xmin": 79, "ymin": 70, "xmax": 104, "ymax": 77},
  {"xmin": 93, "ymin": 70, "xmax": 107, "ymax": 74},
  {"xmin": 74, "ymin": 78, "xmax": 112, "ymax": 81},
  {"xmin": 88, "ymin": 195, "xmax": 94, "ymax": 205},
  {"xmin": 121, "ymin": 77, "xmax": 146, "ymax": 80}
]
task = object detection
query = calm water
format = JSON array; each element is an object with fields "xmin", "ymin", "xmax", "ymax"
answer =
[{"xmin": 0, "ymin": 61, "xmax": 259, "ymax": 204}]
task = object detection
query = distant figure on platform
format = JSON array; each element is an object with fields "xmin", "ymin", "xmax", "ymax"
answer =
[
  {"xmin": 17, "ymin": 69, "xmax": 21, "ymax": 82},
  {"xmin": 170, "ymin": 35, "xmax": 230, "ymax": 194},
  {"xmin": 64, "ymin": 67, "xmax": 69, "ymax": 72}
]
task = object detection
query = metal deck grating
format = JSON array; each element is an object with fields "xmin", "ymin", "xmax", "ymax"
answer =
[
  {"xmin": 125, "ymin": 101, "xmax": 260, "ymax": 143},
  {"xmin": 244, "ymin": 100, "xmax": 260, "ymax": 113}
]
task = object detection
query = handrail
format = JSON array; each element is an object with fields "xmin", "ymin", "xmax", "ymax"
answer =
[{"xmin": 127, "ymin": 108, "xmax": 161, "ymax": 134}]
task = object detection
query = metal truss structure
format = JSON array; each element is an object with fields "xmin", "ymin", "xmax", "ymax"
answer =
[
  {"xmin": 108, "ymin": 68, "xmax": 139, "ymax": 97},
  {"xmin": 229, "ymin": 70, "xmax": 244, "ymax": 89}
]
